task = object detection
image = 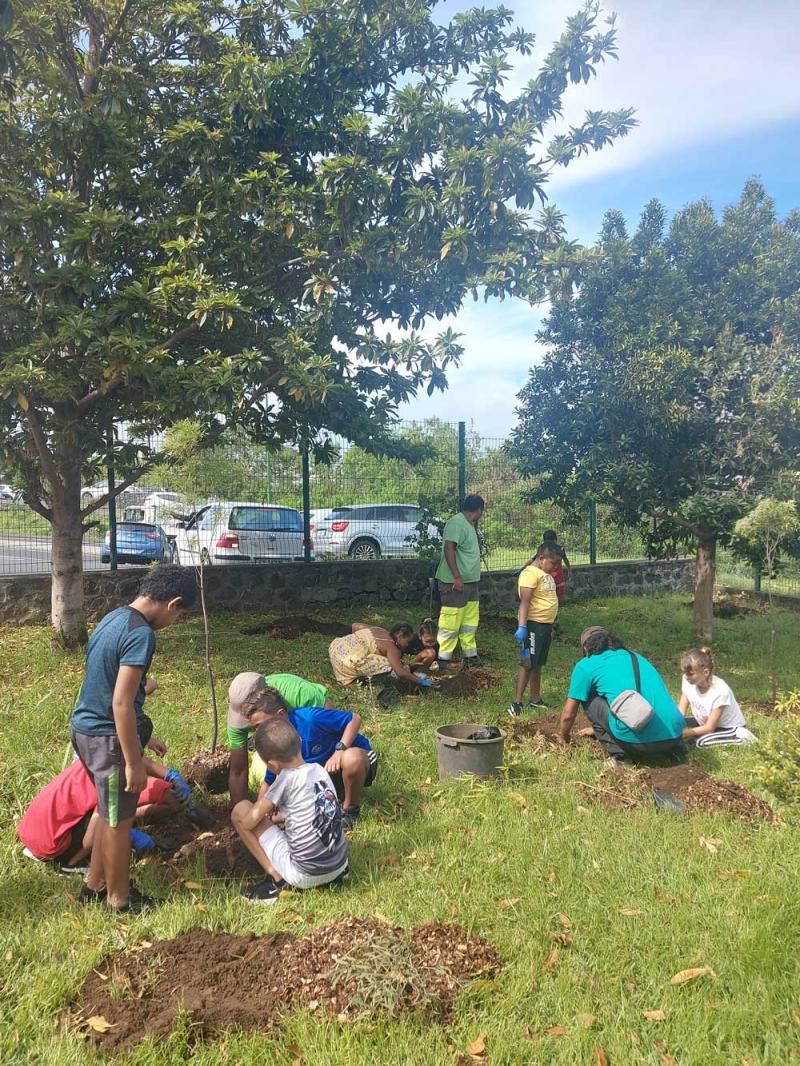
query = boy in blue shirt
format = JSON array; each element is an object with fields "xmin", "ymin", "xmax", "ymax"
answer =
[
  {"xmin": 228, "ymin": 673, "xmax": 378, "ymax": 830},
  {"xmin": 70, "ymin": 566, "xmax": 197, "ymax": 913}
]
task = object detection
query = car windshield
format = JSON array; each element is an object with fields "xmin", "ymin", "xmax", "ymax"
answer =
[
  {"xmin": 229, "ymin": 507, "xmax": 303, "ymax": 532},
  {"xmin": 117, "ymin": 523, "xmax": 158, "ymax": 533}
]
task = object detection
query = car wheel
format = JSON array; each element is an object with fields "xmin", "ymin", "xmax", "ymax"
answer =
[
  {"xmin": 200, "ymin": 547, "xmax": 211, "ymax": 566},
  {"xmin": 171, "ymin": 545, "xmax": 180, "ymax": 565},
  {"xmin": 349, "ymin": 538, "xmax": 381, "ymax": 561}
]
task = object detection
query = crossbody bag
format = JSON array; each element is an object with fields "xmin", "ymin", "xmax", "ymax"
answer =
[{"xmin": 609, "ymin": 652, "xmax": 654, "ymax": 733}]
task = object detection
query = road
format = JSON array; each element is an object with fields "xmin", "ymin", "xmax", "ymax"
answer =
[{"xmin": 0, "ymin": 535, "xmax": 109, "ymax": 576}]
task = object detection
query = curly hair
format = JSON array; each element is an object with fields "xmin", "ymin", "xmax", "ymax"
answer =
[{"xmin": 138, "ymin": 565, "xmax": 197, "ymax": 608}]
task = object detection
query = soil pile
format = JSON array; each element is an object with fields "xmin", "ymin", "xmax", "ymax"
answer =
[
  {"xmin": 182, "ymin": 748, "xmax": 231, "ymax": 794},
  {"xmin": 581, "ymin": 764, "xmax": 773, "ymax": 822},
  {"xmin": 173, "ymin": 825, "xmax": 263, "ymax": 878},
  {"xmin": 241, "ymin": 616, "xmax": 351, "ymax": 639},
  {"xmin": 433, "ymin": 667, "xmax": 498, "ymax": 698},
  {"xmin": 509, "ymin": 711, "xmax": 596, "ymax": 748},
  {"xmin": 73, "ymin": 916, "xmax": 500, "ymax": 1054}
]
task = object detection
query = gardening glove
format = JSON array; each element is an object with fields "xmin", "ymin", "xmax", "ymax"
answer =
[
  {"xmin": 514, "ymin": 624, "xmax": 528, "ymax": 645},
  {"xmin": 130, "ymin": 828, "xmax": 156, "ymax": 853},
  {"xmin": 165, "ymin": 768, "xmax": 192, "ymax": 805},
  {"xmin": 418, "ymin": 676, "xmax": 435, "ymax": 687}
]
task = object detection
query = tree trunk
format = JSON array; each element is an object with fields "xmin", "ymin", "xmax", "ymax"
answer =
[
  {"xmin": 693, "ymin": 534, "xmax": 716, "ymax": 642},
  {"xmin": 50, "ymin": 472, "xmax": 87, "ymax": 649}
]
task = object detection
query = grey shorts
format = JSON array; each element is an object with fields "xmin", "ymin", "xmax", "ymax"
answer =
[{"xmin": 72, "ymin": 731, "xmax": 140, "ymax": 827}]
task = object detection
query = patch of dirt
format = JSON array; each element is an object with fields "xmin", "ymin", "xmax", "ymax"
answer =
[
  {"xmin": 433, "ymin": 666, "xmax": 498, "ymax": 697},
  {"xmin": 241, "ymin": 615, "xmax": 351, "ymax": 639},
  {"xmin": 508, "ymin": 711, "xmax": 597, "ymax": 748},
  {"xmin": 742, "ymin": 700, "xmax": 781, "ymax": 719},
  {"xmin": 580, "ymin": 764, "xmax": 773, "ymax": 822},
  {"xmin": 182, "ymin": 747, "xmax": 231, "ymax": 794},
  {"xmin": 172, "ymin": 824, "xmax": 263, "ymax": 879},
  {"xmin": 72, "ymin": 916, "xmax": 500, "ymax": 1055}
]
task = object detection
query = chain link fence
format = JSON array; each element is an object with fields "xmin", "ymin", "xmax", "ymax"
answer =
[{"xmin": 1, "ymin": 419, "xmax": 796, "ymax": 596}]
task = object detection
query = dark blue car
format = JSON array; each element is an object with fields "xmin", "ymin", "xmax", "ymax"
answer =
[{"xmin": 102, "ymin": 522, "xmax": 175, "ymax": 565}]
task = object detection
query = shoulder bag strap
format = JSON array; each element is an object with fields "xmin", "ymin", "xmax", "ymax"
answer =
[{"xmin": 629, "ymin": 651, "xmax": 642, "ymax": 694}]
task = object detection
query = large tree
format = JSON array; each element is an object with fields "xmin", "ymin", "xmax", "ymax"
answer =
[
  {"xmin": 0, "ymin": 0, "xmax": 632, "ymax": 645},
  {"xmin": 511, "ymin": 181, "xmax": 800, "ymax": 639}
]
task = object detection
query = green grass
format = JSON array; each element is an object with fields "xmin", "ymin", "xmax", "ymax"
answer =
[{"xmin": 2, "ymin": 594, "xmax": 800, "ymax": 1065}]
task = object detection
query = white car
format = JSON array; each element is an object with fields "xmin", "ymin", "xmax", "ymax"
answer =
[
  {"xmin": 122, "ymin": 492, "xmax": 187, "ymax": 541},
  {"xmin": 175, "ymin": 501, "xmax": 307, "ymax": 565},
  {"xmin": 313, "ymin": 503, "xmax": 434, "ymax": 560}
]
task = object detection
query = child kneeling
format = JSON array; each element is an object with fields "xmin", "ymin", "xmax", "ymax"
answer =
[{"xmin": 232, "ymin": 717, "xmax": 349, "ymax": 905}]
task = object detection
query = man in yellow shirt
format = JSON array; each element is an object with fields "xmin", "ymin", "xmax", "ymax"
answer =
[{"xmin": 508, "ymin": 544, "xmax": 560, "ymax": 718}]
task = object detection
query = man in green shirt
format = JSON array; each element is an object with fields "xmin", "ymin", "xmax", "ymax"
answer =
[
  {"xmin": 227, "ymin": 672, "xmax": 331, "ymax": 803},
  {"xmin": 435, "ymin": 494, "xmax": 485, "ymax": 667}
]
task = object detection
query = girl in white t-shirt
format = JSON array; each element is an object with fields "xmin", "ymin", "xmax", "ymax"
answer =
[{"xmin": 678, "ymin": 647, "xmax": 755, "ymax": 747}]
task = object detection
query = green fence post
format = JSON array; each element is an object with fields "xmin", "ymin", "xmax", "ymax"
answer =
[
  {"xmin": 266, "ymin": 451, "xmax": 273, "ymax": 504},
  {"xmin": 457, "ymin": 421, "xmax": 466, "ymax": 507},
  {"xmin": 107, "ymin": 427, "xmax": 117, "ymax": 572},
  {"xmin": 589, "ymin": 499, "xmax": 597, "ymax": 565},
  {"xmin": 301, "ymin": 441, "xmax": 311, "ymax": 563},
  {"xmin": 754, "ymin": 568, "xmax": 762, "ymax": 593}
]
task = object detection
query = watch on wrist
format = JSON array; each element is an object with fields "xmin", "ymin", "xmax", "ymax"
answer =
[{"xmin": 334, "ymin": 741, "xmax": 347, "ymax": 751}]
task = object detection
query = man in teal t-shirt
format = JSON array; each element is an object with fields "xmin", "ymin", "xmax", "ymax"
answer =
[
  {"xmin": 435, "ymin": 494, "xmax": 485, "ymax": 667},
  {"xmin": 556, "ymin": 626, "xmax": 685, "ymax": 764}
]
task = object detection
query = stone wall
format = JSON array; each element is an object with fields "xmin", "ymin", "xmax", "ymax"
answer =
[{"xmin": 0, "ymin": 558, "xmax": 694, "ymax": 627}]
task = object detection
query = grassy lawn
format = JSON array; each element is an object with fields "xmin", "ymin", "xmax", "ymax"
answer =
[{"xmin": 1, "ymin": 594, "xmax": 799, "ymax": 1064}]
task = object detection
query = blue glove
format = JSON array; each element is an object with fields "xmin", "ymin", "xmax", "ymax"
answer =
[
  {"xmin": 418, "ymin": 676, "xmax": 434, "ymax": 687},
  {"xmin": 514, "ymin": 625, "xmax": 528, "ymax": 645},
  {"xmin": 165, "ymin": 767, "xmax": 192, "ymax": 804},
  {"xmin": 130, "ymin": 828, "xmax": 156, "ymax": 853}
]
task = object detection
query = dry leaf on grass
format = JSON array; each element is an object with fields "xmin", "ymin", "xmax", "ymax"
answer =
[
  {"xmin": 698, "ymin": 836, "xmax": 723, "ymax": 854},
  {"xmin": 578, "ymin": 1012, "xmax": 596, "ymax": 1028},
  {"xmin": 618, "ymin": 908, "xmax": 645, "ymax": 916},
  {"xmin": 546, "ymin": 1026, "xmax": 570, "ymax": 1037},
  {"xmin": 660, "ymin": 1055, "xmax": 678, "ymax": 1065},
  {"xmin": 543, "ymin": 947, "xmax": 560, "ymax": 972},
  {"xmin": 183, "ymin": 881, "xmax": 202, "ymax": 890},
  {"xmin": 510, "ymin": 792, "xmax": 529, "ymax": 810},
  {"xmin": 86, "ymin": 1015, "xmax": 116, "ymax": 1033},
  {"xmin": 669, "ymin": 965, "xmax": 717, "ymax": 985},
  {"xmin": 467, "ymin": 1034, "xmax": 486, "ymax": 1057},
  {"xmin": 499, "ymin": 898, "xmax": 522, "ymax": 909},
  {"xmin": 556, "ymin": 913, "xmax": 572, "ymax": 929},
  {"xmin": 594, "ymin": 1046, "xmax": 609, "ymax": 1066},
  {"xmin": 643, "ymin": 1010, "xmax": 667, "ymax": 1021}
]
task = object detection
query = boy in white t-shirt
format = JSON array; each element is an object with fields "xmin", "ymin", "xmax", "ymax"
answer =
[
  {"xmin": 231, "ymin": 717, "xmax": 349, "ymax": 904},
  {"xmin": 679, "ymin": 647, "xmax": 755, "ymax": 747}
]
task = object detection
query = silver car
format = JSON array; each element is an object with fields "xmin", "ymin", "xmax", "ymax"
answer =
[
  {"xmin": 313, "ymin": 503, "xmax": 433, "ymax": 560},
  {"xmin": 175, "ymin": 502, "xmax": 307, "ymax": 565}
]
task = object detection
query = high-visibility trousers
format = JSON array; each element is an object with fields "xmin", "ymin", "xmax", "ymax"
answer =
[{"xmin": 437, "ymin": 581, "xmax": 480, "ymax": 659}]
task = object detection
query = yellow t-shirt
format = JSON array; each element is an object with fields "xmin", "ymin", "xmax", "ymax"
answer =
[{"xmin": 518, "ymin": 564, "xmax": 559, "ymax": 623}]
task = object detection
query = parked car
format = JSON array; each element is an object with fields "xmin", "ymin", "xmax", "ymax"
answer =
[
  {"xmin": 102, "ymin": 522, "xmax": 176, "ymax": 565},
  {"xmin": 122, "ymin": 492, "xmax": 187, "ymax": 541},
  {"xmin": 174, "ymin": 502, "xmax": 308, "ymax": 565},
  {"xmin": 308, "ymin": 508, "xmax": 334, "ymax": 532},
  {"xmin": 313, "ymin": 503, "xmax": 435, "ymax": 560}
]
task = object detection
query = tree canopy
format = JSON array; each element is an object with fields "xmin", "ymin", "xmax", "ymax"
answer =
[
  {"xmin": 0, "ymin": 0, "xmax": 632, "ymax": 642},
  {"xmin": 511, "ymin": 180, "xmax": 800, "ymax": 638}
]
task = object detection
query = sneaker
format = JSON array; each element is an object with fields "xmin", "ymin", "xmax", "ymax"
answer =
[
  {"xmin": 22, "ymin": 847, "xmax": 46, "ymax": 864},
  {"xmin": 527, "ymin": 699, "xmax": 548, "ymax": 710},
  {"xmin": 465, "ymin": 655, "xmax": 483, "ymax": 668},
  {"xmin": 106, "ymin": 885, "xmax": 153, "ymax": 915},
  {"xmin": 327, "ymin": 864, "xmax": 350, "ymax": 887},
  {"xmin": 59, "ymin": 861, "xmax": 90, "ymax": 877},
  {"xmin": 341, "ymin": 806, "xmax": 361, "ymax": 832},
  {"xmin": 78, "ymin": 883, "xmax": 107, "ymax": 905},
  {"xmin": 507, "ymin": 701, "xmax": 523, "ymax": 719},
  {"xmin": 242, "ymin": 877, "xmax": 288, "ymax": 905}
]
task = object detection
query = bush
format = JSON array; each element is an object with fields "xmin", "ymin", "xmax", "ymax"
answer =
[{"xmin": 753, "ymin": 691, "xmax": 800, "ymax": 806}]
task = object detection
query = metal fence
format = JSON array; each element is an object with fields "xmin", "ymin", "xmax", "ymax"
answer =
[{"xmin": 1, "ymin": 419, "xmax": 796, "ymax": 597}]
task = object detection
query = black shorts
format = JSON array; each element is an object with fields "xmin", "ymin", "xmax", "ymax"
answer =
[
  {"xmin": 523, "ymin": 621, "xmax": 553, "ymax": 668},
  {"xmin": 72, "ymin": 731, "xmax": 140, "ymax": 827},
  {"xmin": 328, "ymin": 749, "xmax": 379, "ymax": 803}
]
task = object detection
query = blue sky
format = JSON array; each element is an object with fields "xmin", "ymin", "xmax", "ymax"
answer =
[{"xmin": 399, "ymin": 0, "xmax": 800, "ymax": 435}]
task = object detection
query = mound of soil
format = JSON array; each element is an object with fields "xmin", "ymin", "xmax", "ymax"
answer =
[
  {"xmin": 580, "ymin": 764, "xmax": 773, "ymax": 822},
  {"xmin": 173, "ymin": 825, "xmax": 263, "ymax": 879},
  {"xmin": 509, "ymin": 711, "xmax": 597, "ymax": 749},
  {"xmin": 433, "ymin": 667, "xmax": 498, "ymax": 698},
  {"xmin": 241, "ymin": 616, "xmax": 351, "ymax": 639},
  {"xmin": 182, "ymin": 748, "xmax": 231, "ymax": 794},
  {"xmin": 742, "ymin": 700, "xmax": 780, "ymax": 719},
  {"xmin": 72, "ymin": 916, "xmax": 500, "ymax": 1055}
]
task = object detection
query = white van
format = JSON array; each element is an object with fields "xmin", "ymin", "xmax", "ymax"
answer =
[
  {"xmin": 175, "ymin": 502, "xmax": 308, "ymax": 565},
  {"xmin": 122, "ymin": 492, "xmax": 186, "ymax": 541}
]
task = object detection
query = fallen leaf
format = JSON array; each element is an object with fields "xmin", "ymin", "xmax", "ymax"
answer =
[
  {"xmin": 510, "ymin": 792, "xmax": 529, "ymax": 809},
  {"xmin": 183, "ymin": 881, "xmax": 202, "ymax": 890},
  {"xmin": 546, "ymin": 869, "xmax": 557, "ymax": 884},
  {"xmin": 543, "ymin": 947, "xmax": 560, "ymax": 972},
  {"xmin": 578, "ymin": 1012, "xmax": 596, "ymax": 1029},
  {"xmin": 660, "ymin": 1055, "xmax": 678, "ymax": 1065},
  {"xmin": 546, "ymin": 1026, "xmax": 569, "ymax": 1037},
  {"xmin": 194, "ymin": 901, "xmax": 206, "ymax": 912},
  {"xmin": 592, "ymin": 859, "xmax": 601, "ymax": 870},
  {"xmin": 577, "ymin": 805, "xmax": 590, "ymax": 816},
  {"xmin": 373, "ymin": 911, "xmax": 392, "ymax": 924},
  {"xmin": 698, "ymin": 836, "xmax": 720, "ymax": 854},
  {"xmin": 376, "ymin": 854, "xmax": 400, "ymax": 869},
  {"xmin": 499, "ymin": 898, "xmax": 522, "ymax": 909},
  {"xmin": 4, "ymin": 951, "xmax": 12, "ymax": 963},
  {"xmin": 467, "ymin": 1034, "xmax": 486, "ymax": 1057},
  {"xmin": 594, "ymin": 1046, "xmax": 609, "ymax": 1066},
  {"xmin": 618, "ymin": 908, "xmax": 645, "ymax": 917},
  {"xmin": 669, "ymin": 965, "xmax": 717, "ymax": 985},
  {"xmin": 556, "ymin": 913, "xmax": 572, "ymax": 929},
  {"xmin": 87, "ymin": 1015, "xmax": 116, "ymax": 1033},
  {"xmin": 550, "ymin": 931, "xmax": 573, "ymax": 947},
  {"xmin": 643, "ymin": 1010, "xmax": 667, "ymax": 1021}
]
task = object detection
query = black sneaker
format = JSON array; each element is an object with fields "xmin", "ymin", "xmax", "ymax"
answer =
[
  {"xmin": 527, "ymin": 699, "xmax": 548, "ymax": 710},
  {"xmin": 341, "ymin": 806, "xmax": 361, "ymax": 832},
  {"xmin": 507, "ymin": 701, "xmax": 523, "ymax": 719},
  {"xmin": 106, "ymin": 885, "xmax": 153, "ymax": 915},
  {"xmin": 242, "ymin": 877, "xmax": 288, "ymax": 905},
  {"xmin": 59, "ymin": 861, "xmax": 90, "ymax": 877},
  {"xmin": 78, "ymin": 883, "xmax": 107, "ymax": 905}
]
